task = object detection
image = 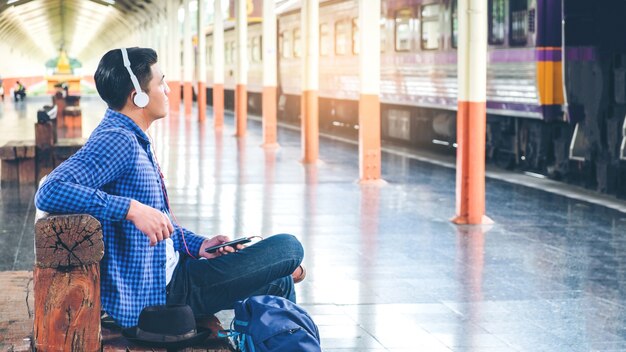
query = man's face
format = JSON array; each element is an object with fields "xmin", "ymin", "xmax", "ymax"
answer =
[{"xmin": 144, "ymin": 63, "xmax": 170, "ymax": 120}]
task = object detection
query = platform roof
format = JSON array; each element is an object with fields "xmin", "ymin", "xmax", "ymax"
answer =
[
  {"xmin": 0, "ymin": 0, "xmax": 307, "ymax": 67},
  {"xmin": 0, "ymin": 0, "xmax": 165, "ymax": 65}
]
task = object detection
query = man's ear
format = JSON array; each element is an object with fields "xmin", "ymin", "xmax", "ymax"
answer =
[{"xmin": 124, "ymin": 91, "xmax": 136, "ymax": 109}]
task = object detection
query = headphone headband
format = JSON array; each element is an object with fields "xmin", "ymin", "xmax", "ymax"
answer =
[{"xmin": 120, "ymin": 48, "xmax": 149, "ymax": 108}]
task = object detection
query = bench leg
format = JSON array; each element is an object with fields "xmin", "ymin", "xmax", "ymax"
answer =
[
  {"xmin": 1, "ymin": 160, "xmax": 18, "ymax": 184},
  {"xmin": 18, "ymin": 158, "xmax": 35, "ymax": 184},
  {"xmin": 34, "ymin": 265, "xmax": 101, "ymax": 352}
]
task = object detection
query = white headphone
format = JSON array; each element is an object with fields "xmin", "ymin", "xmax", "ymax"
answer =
[{"xmin": 120, "ymin": 48, "xmax": 149, "ymax": 108}]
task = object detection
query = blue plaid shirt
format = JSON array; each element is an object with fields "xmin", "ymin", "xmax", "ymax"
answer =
[{"xmin": 35, "ymin": 109, "xmax": 206, "ymax": 328}]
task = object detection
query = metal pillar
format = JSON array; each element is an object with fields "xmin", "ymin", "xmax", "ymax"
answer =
[
  {"xmin": 358, "ymin": 0, "xmax": 382, "ymax": 182},
  {"xmin": 452, "ymin": 0, "xmax": 492, "ymax": 225},
  {"xmin": 197, "ymin": 0, "xmax": 207, "ymax": 122},
  {"xmin": 235, "ymin": 0, "xmax": 248, "ymax": 137},
  {"xmin": 213, "ymin": 0, "xmax": 225, "ymax": 129},
  {"xmin": 183, "ymin": 0, "xmax": 193, "ymax": 116},
  {"xmin": 301, "ymin": 0, "xmax": 319, "ymax": 163},
  {"xmin": 262, "ymin": 0, "xmax": 278, "ymax": 148}
]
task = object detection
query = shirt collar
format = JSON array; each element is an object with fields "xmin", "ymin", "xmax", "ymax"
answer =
[{"xmin": 104, "ymin": 108, "xmax": 151, "ymax": 144}]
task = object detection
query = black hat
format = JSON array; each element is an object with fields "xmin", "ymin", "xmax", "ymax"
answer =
[{"xmin": 122, "ymin": 305, "xmax": 211, "ymax": 349}]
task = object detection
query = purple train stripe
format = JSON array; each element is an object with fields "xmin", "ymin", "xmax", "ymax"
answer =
[
  {"xmin": 536, "ymin": 47, "xmax": 562, "ymax": 62},
  {"xmin": 488, "ymin": 48, "xmax": 535, "ymax": 63},
  {"xmin": 541, "ymin": 104, "xmax": 564, "ymax": 122},
  {"xmin": 565, "ymin": 46, "xmax": 597, "ymax": 62}
]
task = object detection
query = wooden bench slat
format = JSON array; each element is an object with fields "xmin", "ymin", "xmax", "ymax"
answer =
[
  {"xmin": 1, "ymin": 141, "xmax": 36, "ymax": 184},
  {"xmin": 101, "ymin": 325, "xmax": 234, "ymax": 352}
]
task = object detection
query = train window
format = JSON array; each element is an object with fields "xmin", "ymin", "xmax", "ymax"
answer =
[
  {"xmin": 335, "ymin": 19, "xmax": 351, "ymax": 55},
  {"xmin": 489, "ymin": 0, "xmax": 505, "ymax": 44},
  {"xmin": 320, "ymin": 23, "xmax": 331, "ymax": 56},
  {"xmin": 281, "ymin": 31, "xmax": 292, "ymax": 59},
  {"xmin": 230, "ymin": 42, "xmax": 236, "ymax": 63},
  {"xmin": 352, "ymin": 18, "xmax": 360, "ymax": 54},
  {"xmin": 451, "ymin": 0, "xmax": 458, "ymax": 48},
  {"xmin": 510, "ymin": 0, "xmax": 528, "ymax": 46},
  {"xmin": 395, "ymin": 8, "xmax": 412, "ymax": 52},
  {"xmin": 208, "ymin": 45, "xmax": 213, "ymax": 65},
  {"xmin": 252, "ymin": 36, "xmax": 262, "ymax": 62},
  {"xmin": 293, "ymin": 28, "xmax": 302, "ymax": 58},
  {"xmin": 420, "ymin": 4, "xmax": 441, "ymax": 50}
]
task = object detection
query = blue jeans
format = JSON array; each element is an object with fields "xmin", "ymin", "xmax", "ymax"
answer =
[{"xmin": 166, "ymin": 234, "xmax": 303, "ymax": 318}]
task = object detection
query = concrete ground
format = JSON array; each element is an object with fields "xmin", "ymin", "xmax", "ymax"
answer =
[{"xmin": 2, "ymin": 96, "xmax": 626, "ymax": 351}]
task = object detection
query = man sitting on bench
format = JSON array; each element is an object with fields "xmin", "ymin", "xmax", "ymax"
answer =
[
  {"xmin": 35, "ymin": 47, "xmax": 306, "ymax": 329},
  {"xmin": 14, "ymin": 81, "xmax": 26, "ymax": 102}
]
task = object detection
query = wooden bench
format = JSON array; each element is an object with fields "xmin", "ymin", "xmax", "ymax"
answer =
[
  {"xmin": 33, "ymin": 212, "xmax": 233, "ymax": 352},
  {"xmin": 62, "ymin": 106, "xmax": 82, "ymax": 138},
  {"xmin": 33, "ymin": 119, "xmax": 85, "ymax": 181},
  {"xmin": 34, "ymin": 213, "xmax": 104, "ymax": 351},
  {"xmin": 35, "ymin": 121, "xmax": 56, "ymax": 180},
  {"xmin": 0, "ymin": 140, "xmax": 36, "ymax": 185},
  {"xmin": 101, "ymin": 316, "xmax": 233, "ymax": 351}
]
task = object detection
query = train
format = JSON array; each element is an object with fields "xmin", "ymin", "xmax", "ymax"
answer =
[{"xmin": 202, "ymin": 0, "xmax": 626, "ymax": 199}]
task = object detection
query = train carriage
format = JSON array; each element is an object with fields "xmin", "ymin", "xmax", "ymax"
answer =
[
  {"xmin": 275, "ymin": 0, "xmax": 563, "ymax": 163},
  {"xmin": 204, "ymin": 0, "xmax": 626, "ymax": 198}
]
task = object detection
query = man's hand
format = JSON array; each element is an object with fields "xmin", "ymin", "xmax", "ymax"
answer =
[
  {"xmin": 126, "ymin": 199, "xmax": 174, "ymax": 246},
  {"xmin": 199, "ymin": 235, "xmax": 246, "ymax": 259}
]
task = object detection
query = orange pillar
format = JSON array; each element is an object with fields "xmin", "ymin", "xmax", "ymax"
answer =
[
  {"xmin": 198, "ymin": 82, "xmax": 206, "ymax": 122},
  {"xmin": 358, "ymin": 0, "xmax": 382, "ymax": 182},
  {"xmin": 235, "ymin": 85, "xmax": 247, "ymax": 137},
  {"xmin": 262, "ymin": 87, "xmax": 278, "ymax": 147},
  {"xmin": 234, "ymin": 0, "xmax": 247, "ymax": 137},
  {"xmin": 301, "ymin": 0, "xmax": 319, "ymax": 163},
  {"xmin": 183, "ymin": 0, "xmax": 193, "ymax": 117},
  {"xmin": 168, "ymin": 0, "xmax": 181, "ymax": 115},
  {"xmin": 213, "ymin": 84, "xmax": 224, "ymax": 129},
  {"xmin": 452, "ymin": 0, "xmax": 491, "ymax": 225},
  {"xmin": 169, "ymin": 84, "xmax": 181, "ymax": 114},
  {"xmin": 213, "ymin": 0, "xmax": 225, "ymax": 129},
  {"xmin": 301, "ymin": 90, "xmax": 319, "ymax": 163},
  {"xmin": 262, "ymin": 0, "xmax": 279, "ymax": 148},
  {"xmin": 197, "ymin": 0, "xmax": 207, "ymax": 122},
  {"xmin": 359, "ymin": 94, "xmax": 381, "ymax": 181}
]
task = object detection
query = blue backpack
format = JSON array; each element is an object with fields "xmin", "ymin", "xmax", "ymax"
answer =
[{"xmin": 221, "ymin": 295, "xmax": 321, "ymax": 352}]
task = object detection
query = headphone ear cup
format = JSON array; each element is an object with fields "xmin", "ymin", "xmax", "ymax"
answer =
[{"xmin": 133, "ymin": 92, "xmax": 149, "ymax": 108}]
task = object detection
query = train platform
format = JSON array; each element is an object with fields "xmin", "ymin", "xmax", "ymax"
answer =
[{"xmin": 2, "ymin": 96, "xmax": 626, "ymax": 351}]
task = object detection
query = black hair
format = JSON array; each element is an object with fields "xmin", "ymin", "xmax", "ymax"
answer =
[{"xmin": 94, "ymin": 47, "xmax": 158, "ymax": 111}]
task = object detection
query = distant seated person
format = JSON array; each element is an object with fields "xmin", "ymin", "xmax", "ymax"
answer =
[
  {"xmin": 14, "ymin": 81, "xmax": 26, "ymax": 102},
  {"xmin": 53, "ymin": 82, "xmax": 69, "ymax": 98}
]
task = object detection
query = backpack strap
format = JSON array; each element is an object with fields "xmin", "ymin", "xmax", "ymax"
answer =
[{"xmin": 217, "ymin": 329, "xmax": 256, "ymax": 352}]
